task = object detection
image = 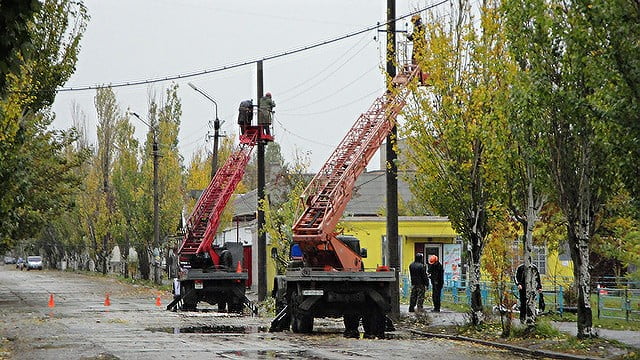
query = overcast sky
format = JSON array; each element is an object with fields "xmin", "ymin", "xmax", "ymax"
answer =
[{"xmin": 51, "ymin": 0, "xmax": 436, "ymax": 172}]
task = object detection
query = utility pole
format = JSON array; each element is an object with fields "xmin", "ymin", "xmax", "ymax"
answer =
[
  {"xmin": 211, "ymin": 118, "xmax": 221, "ymax": 178},
  {"xmin": 188, "ymin": 83, "xmax": 223, "ymax": 179},
  {"xmin": 385, "ymin": 0, "xmax": 400, "ymax": 320},
  {"xmin": 257, "ymin": 60, "xmax": 267, "ymax": 301},
  {"xmin": 133, "ymin": 112, "xmax": 161, "ymax": 285}
]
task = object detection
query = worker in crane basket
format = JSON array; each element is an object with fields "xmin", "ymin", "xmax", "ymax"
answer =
[
  {"xmin": 238, "ymin": 99, "xmax": 253, "ymax": 135},
  {"xmin": 258, "ymin": 92, "xmax": 275, "ymax": 135}
]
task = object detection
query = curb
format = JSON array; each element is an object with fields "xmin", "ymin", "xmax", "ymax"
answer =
[{"xmin": 410, "ymin": 329, "xmax": 597, "ymax": 360}]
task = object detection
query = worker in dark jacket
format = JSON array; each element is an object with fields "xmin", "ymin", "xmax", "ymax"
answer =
[
  {"xmin": 409, "ymin": 253, "xmax": 429, "ymax": 312},
  {"xmin": 237, "ymin": 99, "xmax": 253, "ymax": 135},
  {"xmin": 258, "ymin": 92, "xmax": 275, "ymax": 135},
  {"xmin": 428, "ymin": 255, "xmax": 444, "ymax": 312},
  {"xmin": 514, "ymin": 263, "xmax": 542, "ymax": 323}
]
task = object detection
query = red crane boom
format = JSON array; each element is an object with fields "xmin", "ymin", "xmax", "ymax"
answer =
[
  {"xmin": 178, "ymin": 128, "xmax": 265, "ymax": 267},
  {"xmin": 291, "ymin": 63, "xmax": 423, "ymax": 271}
]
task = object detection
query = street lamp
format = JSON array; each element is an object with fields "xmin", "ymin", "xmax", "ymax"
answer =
[
  {"xmin": 188, "ymin": 82, "xmax": 223, "ymax": 179},
  {"xmin": 132, "ymin": 112, "xmax": 161, "ymax": 285}
]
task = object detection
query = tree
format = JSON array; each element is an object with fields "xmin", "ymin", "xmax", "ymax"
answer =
[
  {"xmin": 503, "ymin": 0, "xmax": 618, "ymax": 338},
  {"xmin": 137, "ymin": 85, "xmax": 184, "ymax": 281},
  {"xmin": 0, "ymin": 0, "xmax": 88, "ymax": 252},
  {"xmin": 401, "ymin": 0, "xmax": 509, "ymax": 325},
  {"xmin": 261, "ymin": 150, "xmax": 310, "ymax": 275},
  {"xmin": 0, "ymin": 0, "xmax": 41, "ymax": 96},
  {"xmin": 92, "ymin": 87, "xmax": 120, "ymax": 274},
  {"xmin": 112, "ymin": 113, "xmax": 142, "ymax": 278}
]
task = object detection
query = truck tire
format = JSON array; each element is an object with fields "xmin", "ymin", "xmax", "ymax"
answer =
[
  {"xmin": 290, "ymin": 292, "xmax": 313, "ymax": 334},
  {"xmin": 362, "ymin": 307, "xmax": 385, "ymax": 339},
  {"xmin": 343, "ymin": 314, "xmax": 360, "ymax": 338}
]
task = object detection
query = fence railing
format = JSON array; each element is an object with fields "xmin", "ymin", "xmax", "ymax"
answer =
[{"xmin": 399, "ymin": 274, "xmax": 640, "ymax": 322}]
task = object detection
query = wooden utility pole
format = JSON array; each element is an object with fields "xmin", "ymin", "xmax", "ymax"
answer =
[
  {"xmin": 257, "ymin": 60, "xmax": 267, "ymax": 301},
  {"xmin": 211, "ymin": 118, "xmax": 221, "ymax": 178},
  {"xmin": 152, "ymin": 129, "xmax": 161, "ymax": 285},
  {"xmin": 386, "ymin": 0, "xmax": 400, "ymax": 320}
]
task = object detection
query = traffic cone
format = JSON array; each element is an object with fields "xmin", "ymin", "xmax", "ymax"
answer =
[
  {"xmin": 236, "ymin": 261, "xmax": 243, "ymax": 273},
  {"xmin": 104, "ymin": 293, "xmax": 111, "ymax": 306},
  {"xmin": 48, "ymin": 294, "xmax": 55, "ymax": 308},
  {"xmin": 155, "ymin": 294, "xmax": 162, "ymax": 307}
]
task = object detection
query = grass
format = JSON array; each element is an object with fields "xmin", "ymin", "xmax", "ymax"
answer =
[
  {"xmin": 439, "ymin": 317, "xmax": 639, "ymax": 359},
  {"xmin": 550, "ymin": 312, "xmax": 640, "ymax": 331}
]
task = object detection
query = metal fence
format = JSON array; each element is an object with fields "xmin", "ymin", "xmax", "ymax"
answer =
[{"xmin": 399, "ymin": 274, "xmax": 640, "ymax": 322}]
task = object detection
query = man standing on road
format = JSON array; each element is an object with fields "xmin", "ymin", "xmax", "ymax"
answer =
[
  {"xmin": 409, "ymin": 253, "xmax": 429, "ymax": 312},
  {"xmin": 428, "ymin": 255, "xmax": 444, "ymax": 312}
]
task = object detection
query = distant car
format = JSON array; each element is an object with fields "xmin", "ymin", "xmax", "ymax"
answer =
[
  {"xmin": 4, "ymin": 256, "xmax": 16, "ymax": 264},
  {"xmin": 26, "ymin": 256, "xmax": 43, "ymax": 270}
]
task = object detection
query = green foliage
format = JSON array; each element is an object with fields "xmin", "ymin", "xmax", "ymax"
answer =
[
  {"xmin": 401, "ymin": 0, "xmax": 510, "ymax": 322},
  {"xmin": 261, "ymin": 150, "xmax": 310, "ymax": 275},
  {"xmin": 592, "ymin": 189, "xmax": 640, "ymax": 279},
  {"xmin": 0, "ymin": 0, "xmax": 88, "ymax": 252},
  {"xmin": 0, "ymin": 0, "xmax": 41, "ymax": 96}
]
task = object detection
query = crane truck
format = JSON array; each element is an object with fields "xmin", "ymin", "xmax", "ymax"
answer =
[
  {"xmin": 270, "ymin": 61, "xmax": 424, "ymax": 338},
  {"xmin": 167, "ymin": 110, "xmax": 273, "ymax": 313}
]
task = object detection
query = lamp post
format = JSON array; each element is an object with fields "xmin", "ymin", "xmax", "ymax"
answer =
[
  {"xmin": 188, "ymin": 82, "xmax": 223, "ymax": 179},
  {"xmin": 132, "ymin": 112, "xmax": 161, "ymax": 285}
]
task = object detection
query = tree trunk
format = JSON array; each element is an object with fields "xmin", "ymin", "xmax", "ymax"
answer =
[
  {"xmin": 468, "ymin": 231, "xmax": 484, "ymax": 325},
  {"xmin": 123, "ymin": 234, "xmax": 130, "ymax": 279},
  {"xmin": 138, "ymin": 246, "xmax": 150, "ymax": 280},
  {"xmin": 569, "ymin": 228, "xmax": 594, "ymax": 338},
  {"xmin": 523, "ymin": 175, "xmax": 544, "ymax": 326},
  {"xmin": 102, "ymin": 234, "xmax": 108, "ymax": 275}
]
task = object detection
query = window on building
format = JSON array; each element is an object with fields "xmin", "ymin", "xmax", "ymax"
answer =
[{"xmin": 512, "ymin": 241, "xmax": 547, "ymax": 275}]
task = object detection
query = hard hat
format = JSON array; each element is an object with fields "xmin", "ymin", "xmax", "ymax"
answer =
[
  {"xmin": 428, "ymin": 255, "xmax": 438, "ymax": 264},
  {"xmin": 265, "ymin": 92, "xmax": 272, "ymax": 98},
  {"xmin": 411, "ymin": 14, "xmax": 421, "ymax": 22}
]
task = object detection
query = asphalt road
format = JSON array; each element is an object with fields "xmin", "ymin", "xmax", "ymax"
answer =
[{"xmin": 0, "ymin": 265, "xmax": 532, "ymax": 359}]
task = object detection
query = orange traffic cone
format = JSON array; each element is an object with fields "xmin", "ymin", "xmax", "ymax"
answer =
[
  {"xmin": 48, "ymin": 294, "xmax": 55, "ymax": 308},
  {"xmin": 104, "ymin": 293, "xmax": 111, "ymax": 306},
  {"xmin": 236, "ymin": 261, "xmax": 243, "ymax": 273},
  {"xmin": 155, "ymin": 294, "xmax": 162, "ymax": 307}
]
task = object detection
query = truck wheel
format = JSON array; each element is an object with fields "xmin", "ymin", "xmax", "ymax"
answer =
[
  {"xmin": 363, "ymin": 309, "xmax": 385, "ymax": 339},
  {"xmin": 290, "ymin": 293, "xmax": 313, "ymax": 334},
  {"xmin": 343, "ymin": 314, "xmax": 360, "ymax": 338}
]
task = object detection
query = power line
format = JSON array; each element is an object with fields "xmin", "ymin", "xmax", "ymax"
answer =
[{"xmin": 56, "ymin": 1, "xmax": 448, "ymax": 93}]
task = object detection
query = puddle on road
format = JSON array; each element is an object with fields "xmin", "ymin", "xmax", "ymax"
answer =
[
  {"xmin": 147, "ymin": 325, "xmax": 267, "ymax": 334},
  {"xmin": 218, "ymin": 350, "xmax": 321, "ymax": 359}
]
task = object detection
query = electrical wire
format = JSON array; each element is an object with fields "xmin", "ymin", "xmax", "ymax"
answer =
[
  {"xmin": 55, "ymin": 1, "xmax": 448, "ymax": 93},
  {"xmin": 279, "ymin": 36, "xmax": 373, "ymax": 102},
  {"xmin": 272, "ymin": 118, "xmax": 335, "ymax": 148},
  {"xmin": 276, "ymin": 34, "xmax": 370, "ymax": 97},
  {"xmin": 279, "ymin": 86, "xmax": 383, "ymax": 117}
]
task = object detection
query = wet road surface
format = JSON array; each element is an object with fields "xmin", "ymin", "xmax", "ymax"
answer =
[{"xmin": 0, "ymin": 266, "xmax": 532, "ymax": 359}]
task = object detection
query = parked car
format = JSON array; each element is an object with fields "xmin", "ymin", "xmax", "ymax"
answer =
[
  {"xmin": 3, "ymin": 256, "xmax": 16, "ymax": 264},
  {"xmin": 26, "ymin": 256, "xmax": 43, "ymax": 270}
]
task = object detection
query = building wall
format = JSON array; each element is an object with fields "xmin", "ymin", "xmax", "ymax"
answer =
[{"xmin": 339, "ymin": 216, "xmax": 458, "ymax": 274}]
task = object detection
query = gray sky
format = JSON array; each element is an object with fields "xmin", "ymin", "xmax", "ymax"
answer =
[{"xmin": 52, "ymin": 0, "xmax": 430, "ymax": 172}]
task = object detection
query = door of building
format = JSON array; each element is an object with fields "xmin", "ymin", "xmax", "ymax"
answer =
[{"xmin": 424, "ymin": 244, "xmax": 441, "ymax": 264}]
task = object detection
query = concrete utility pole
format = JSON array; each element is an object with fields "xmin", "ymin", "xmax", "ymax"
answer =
[
  {"xmin": 257, "ymin": 60, "xmax": 267, "ymax": 301},
  {"xmin": 188, "ymin": 82, "xmax": 223, "ymax": 178},
  {"xmin": 132, "ymin": 112, "xmax": 161, "ymax": 285},
  {"xmin": 386, "ymin": 0, "xmax": 401, "ymax": 320}
]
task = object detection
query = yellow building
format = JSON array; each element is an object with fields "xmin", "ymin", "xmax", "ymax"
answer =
[{"xmin": 339, "ymin": 216, "xmax": 458, "ymax": 275}]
